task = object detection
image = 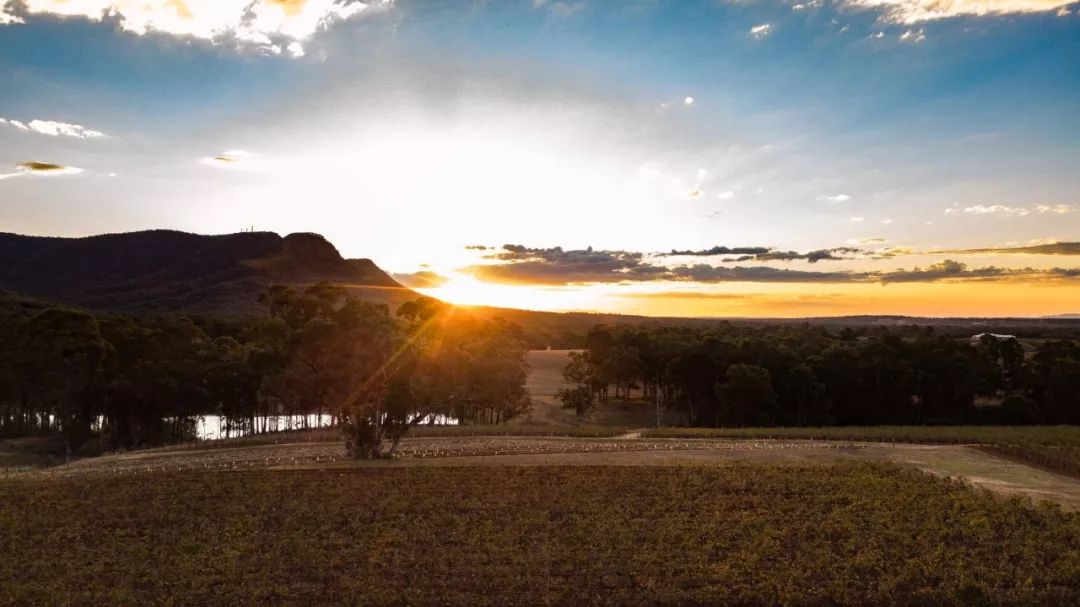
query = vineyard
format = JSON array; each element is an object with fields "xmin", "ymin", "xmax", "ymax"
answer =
[
  {"xmin": 644, "ymin": 426, "xmax": 1080, "ymax": 474},
  {"xmin": 2, "ymin": 464, "xmax": 1078, "ymax": 606}
]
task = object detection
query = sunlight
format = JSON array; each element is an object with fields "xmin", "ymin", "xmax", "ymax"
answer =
[{"xmin": 418, "ymin": 274, "xmax": 601, "ymax": 312}]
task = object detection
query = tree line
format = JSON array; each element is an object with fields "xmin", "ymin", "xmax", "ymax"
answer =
[
  {"xmin": 0, "ymin": 288, "xmax": 530, "ymax": 457},
  {"xmin": 559, "ymin": 324, "xmax": 1080, "ymax": 426}
]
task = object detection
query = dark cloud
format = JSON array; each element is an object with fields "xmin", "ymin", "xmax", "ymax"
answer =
[
  {"xmin": 662, "ymin": 246, "xmax": 771, "ymax": 257},
  {"xmin": 469, "ymin": 245, "xmax": 663, "ymax": 285},
  {"xmin": 464, "ymin": 245, "xmax": 491, "ymax": 250},
  {"xmin": 754, "ymin": 247, "xmax": 867, "ymax": 263},
  {"xmin": 393, "ymin": 270, "xmax": 450, "ymax": 288},
  {"xmin": 936, "ymin": 242, "xmax": 1080, "ymax": 256},
  {"xmin": 663, "ymin": 245, "xmax": 869, "ymax": 263},
  {"xmin": 461, "ymin": 246, "xmax": 1080, "ymax": 287},
  {"xmin": 669, "ymin": 264, "xmax": 867, "ymax": 283},
  {"xmin": 18, "ymin": 161, "xmax": 68, "ymax": 172},
  {"xmin": 879, "ymin": 261, "xmax": 1080, "ymax": 285}
]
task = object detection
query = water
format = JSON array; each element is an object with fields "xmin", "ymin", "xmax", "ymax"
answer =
[{"xmin": 193, "ymin": 414, "xmax": 335, "ymax": 440}]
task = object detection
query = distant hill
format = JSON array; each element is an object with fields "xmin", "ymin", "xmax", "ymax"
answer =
[{"xmin": 0, "ymin": 230, "xmax": 414, "ymax": 314}]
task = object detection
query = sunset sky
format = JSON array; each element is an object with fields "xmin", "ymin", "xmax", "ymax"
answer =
[{"xmin": 1, "ymin": 0, "xmax": 1079, "ymax": 317}]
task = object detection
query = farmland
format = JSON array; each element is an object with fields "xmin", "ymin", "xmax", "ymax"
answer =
[
  {"xmin": 643, "ymin": 426, "xmax": 1080, "ymax": 475},
  {"xmin": 3, "ymin": 464, "xmax": 1079, "ymax": 606}
]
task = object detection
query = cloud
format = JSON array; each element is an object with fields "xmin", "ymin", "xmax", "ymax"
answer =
[
  {"xmin": 663, "ymin": 246, "xmax": 873, "ymax": 263},
  {"xmin": 0, "ymin": 1, "xmax": 393, "ymax": 55},
  {"xmin": 843, "ymin": 0, "xmax": 1075, "ymax": 24},
  {"xmin": 200, "ymin": 150, "xmax": 252, "ymax": 168},
  {"xmin": 817, "ymin": 194, "xmax": 852, "ymax": 203},
  {"xmin": 0, "ymin": 7, "xmax": 23, "ymax": 23},
  {"xmin": 847, "ymin": 237, "xmax": 887, "ymax": 245},
  {"xmin": 876, "ymin": 260, "xmax": 1080, "ymax": 284},
  {"xmin": 0, "ymin": 161, "xmax": 85, "ymax": 179},
  {"xmin": 393, "ymin": 270, "xmax": 449, "ymax": 288},
  {"xmin": 662, "ymin": 246, "xmax": 772, "ymax": 257},
  {"xmin": 717, "ymin": 190, "xmax": 735, "ymax": 200},
  {"xmin": 945, "ymin": 204, "xmax": 1030, "ymax": 216},
  {"xmin": 465, "ymin": 248, "xmax": 1080, "ymax": 286},
  {"xmin": 533, "ymin": 1, "xmax": 585, "ymax": 17},
  {"xmin": 0, "ymin": 117, "xmax": 29, "ymax": 131},
  {"xmin": 2, "ymin": 118, "xmax": 106, "ymax": 138},
  {"xmin": 1035, "ymin": 204, "xmax": 1076, "ymax": 215},
  {"xmin": 749, "ymin": 23, "xmax": 772, "ymax": 39},
  {"xmin": 898, "ymin": 28, "xmax": 926, "ymax": 43},
  {"xmin": 936, "ymin": 242, "xmax": 1080, "ymax": 256},
  {"xmin": 850, "ymin": 216, "xmax": 865, "ymax": 222}
]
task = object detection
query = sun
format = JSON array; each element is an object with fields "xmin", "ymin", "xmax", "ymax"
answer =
[{"xmin": 417, "ymin": 274, "xmax": 601, "ymax": 312}]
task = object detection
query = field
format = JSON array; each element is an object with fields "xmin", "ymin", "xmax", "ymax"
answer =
[
  {"xmin": 3, "ymin": 464, "xmax": 1079, "ymax": 606},
  {"xmin": 643, "ymin": 426, "xmax": 1080, "ymax": 475}
]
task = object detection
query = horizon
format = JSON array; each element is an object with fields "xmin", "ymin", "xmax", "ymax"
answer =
[{"xmin": 2, "ymin": 1, "xmax": 1079, "ymax": 317}]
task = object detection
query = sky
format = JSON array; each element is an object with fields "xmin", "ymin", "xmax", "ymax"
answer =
[{"xmin": 1, "ymin": 0, "xmax": 1079, "ymax": 318}]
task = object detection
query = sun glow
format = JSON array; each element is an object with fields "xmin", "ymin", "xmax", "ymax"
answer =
[{"xmin": 418, "ymin": 274, "xmax": 601, "ymax": 312}]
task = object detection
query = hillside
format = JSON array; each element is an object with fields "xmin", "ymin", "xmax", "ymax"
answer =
[{"xmin": 0, "ymin": 230, "xmax": 414, "ymax": 314}]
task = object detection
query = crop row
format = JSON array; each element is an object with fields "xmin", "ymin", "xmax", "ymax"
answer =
[{"xmin": 2, "ymin": 464, "xmax": 1078, "ymax": 605}]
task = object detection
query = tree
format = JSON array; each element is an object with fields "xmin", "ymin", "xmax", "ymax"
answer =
[
  {"xmin": 715, "ymin": 364, "xmax": 777, "ymax": 426},
  {"xmin": 262, "ymin": 287, "xmax": 530, "ymax": 458}
]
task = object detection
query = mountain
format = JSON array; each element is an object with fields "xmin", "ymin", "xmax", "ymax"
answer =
[{"xmin": 0, "ymin": 230, "xmax": 413, "ymax": 314}]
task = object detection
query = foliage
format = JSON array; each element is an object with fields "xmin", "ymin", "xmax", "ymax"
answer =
[
  {"xmin": 0, "ymin": 287, "xmax": 532, "ymax": 458},
  {"xmin": 2, "ymin": 464, "xmax": 1078, "ymax": 605},
  {"xmin": 563, "ymin": 323, "xmax": 1080, "ymax": 427},
  {"xmin": 261, "ymin": 288, "xmax": 531, "ymax": 458}
]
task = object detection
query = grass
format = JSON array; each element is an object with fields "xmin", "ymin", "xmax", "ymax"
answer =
[
  {"xmin": 2, "ymin": 464, "xmax": 1078, "ymax": 605},
  {"xmin": 643, "ymin": 426, "xmax": 1080, "ymax": 475}
]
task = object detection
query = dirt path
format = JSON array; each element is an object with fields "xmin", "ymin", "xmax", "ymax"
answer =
[{"xmin": 24, "ymin": 436, "xmax": 1080, "ymax": 511}]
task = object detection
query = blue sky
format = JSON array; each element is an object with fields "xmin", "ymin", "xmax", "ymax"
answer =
[{"xmin": 1, "ymin": 0, "xmax": 1078, "ymax": 316}]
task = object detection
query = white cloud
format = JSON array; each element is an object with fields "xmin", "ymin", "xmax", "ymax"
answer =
[
  {"xmin": 0, "ymin": 8, "xmax": 23, "ymax": 24},
  {"xmin": 534, "ymin": 1, "xmax": 585, "ymax": 17},
  {"xmin": 0, "ymin": 117, "xmax": 29, "ymax": 130},
  {"xmin": 0, "ymin": 1, "xmax": 393, "ymax": 55},
  {"xmin": 850, "ymin": 216, "xmax": 865, "ymax": 222},
  {"xmin": 3, "ymin": 117, "xmax": 105, "ymax": 137},
  {"xmin": 1036, "ymin": 204, "xmax": 1076, "ymax": 214},
  {"xmin": 844, "ymin": 0, "xmax": 1075, "ymax": 24},
  {"xmin": 899, "ymin": 28, "xmax": 926, "ymax": 43},
  {"xmin": 945, "ymin": 204, "xmax": 1030, "ymax": 216},
  {"xmin": 27, "ymin": 119, "xmax": 105, "ymax": 138},
  {"xmin": 880, "ymin": 218, "xmax": 894, "ymax": 224},
  {"xmin": 717, "ymin": 190, "xmax": 735, "ymax": 200},
  {"xmin": 749, "ymin": 23, "xmax": 771, "ymax": 39},
  {"xmin": 1057, "ymin": 7, "xmax": 1072, "ymax": 16},
  {"xmin": 684, "ymin": 96, "xmax": 695, "ymax": 106},
  {"xmin": 286, "ymin": 41, "xmax": 305, "ymax": 58},
  {"xmin": 817, "ymin": 193, "xmax": 852, "ymax": 203}
]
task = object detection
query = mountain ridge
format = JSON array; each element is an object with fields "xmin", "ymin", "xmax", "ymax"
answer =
[{"xmin": 0, "ymin": 230, "xmax": 411, "ymax": 314}]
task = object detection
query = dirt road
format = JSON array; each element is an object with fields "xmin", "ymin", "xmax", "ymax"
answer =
[{"xmin": 25, "ymin": 436, "xmax": 1080, "ymax": 511}]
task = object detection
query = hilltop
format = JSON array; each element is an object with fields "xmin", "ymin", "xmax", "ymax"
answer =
[{"xmin": 0, "ymin": 230, "xmax": 412, "ymax": 314}]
